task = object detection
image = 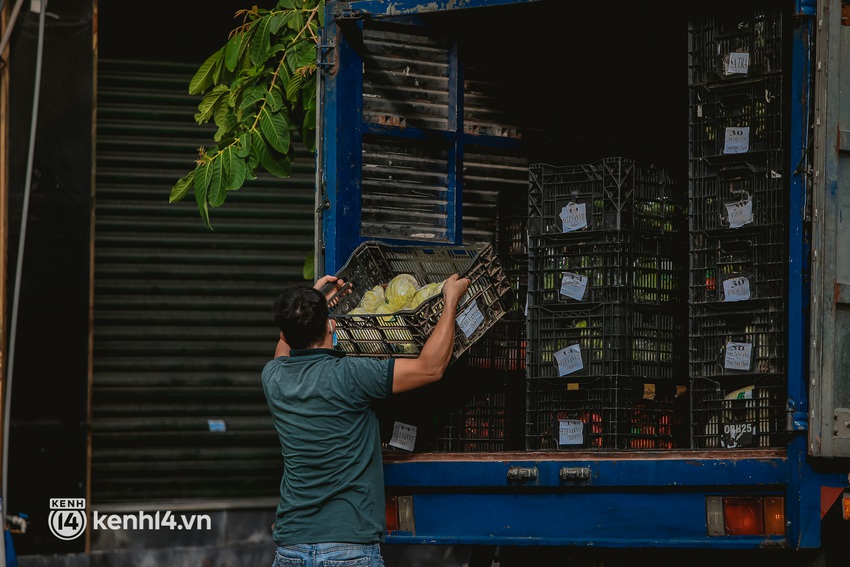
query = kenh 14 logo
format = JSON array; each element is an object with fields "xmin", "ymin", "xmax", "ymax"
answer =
[{"xmin": 48, "ymin": 498, "xmax": 87, "ymax": 540}]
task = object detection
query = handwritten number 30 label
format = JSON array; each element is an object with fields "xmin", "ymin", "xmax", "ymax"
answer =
[
  {"xmin": 722, "ymin": 276, "xmax": 751, "ymax": 302},
  {"xmin": 725, "ymin": 342, "xmax": 753, "ymax": 370}
]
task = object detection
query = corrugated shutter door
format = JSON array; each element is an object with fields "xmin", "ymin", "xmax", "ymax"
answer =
[{"xmin": 92, "ymin": 59, "xmax": 314, "ymax": 503}]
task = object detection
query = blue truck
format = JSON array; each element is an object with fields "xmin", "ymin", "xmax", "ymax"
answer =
[{"xmin": 317, "ymin": 0, "xmax": 849, "ymax": 564}]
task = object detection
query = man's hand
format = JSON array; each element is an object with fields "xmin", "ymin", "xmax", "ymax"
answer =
[
  {"xmin": 314, "ymin": 275, "xmax": 349, "ymax": 308},
  {"xmin": 441, "ymin": 273, "xmax": 471, "ymax": 308}
]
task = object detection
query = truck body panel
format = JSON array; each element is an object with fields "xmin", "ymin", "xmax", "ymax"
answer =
[{"xmin": 318, "ymin": 0, "xmax": 850, "ymax": 552}]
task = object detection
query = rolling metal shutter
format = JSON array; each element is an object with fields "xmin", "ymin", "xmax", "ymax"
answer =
[{"xmin": 92, "ymin": 59, "xmax": 315, "ymax": 503}]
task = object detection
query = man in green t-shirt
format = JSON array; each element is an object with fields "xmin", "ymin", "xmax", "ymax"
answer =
[{"xmin": 262, "ymin": 273, "xmax": 470, "ymax": 567}]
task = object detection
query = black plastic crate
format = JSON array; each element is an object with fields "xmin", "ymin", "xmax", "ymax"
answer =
[
  {"xmin": 525, "ymin": 377, "xmax": 687, "ymax": 451},
  {"xmin": 688, "ymin": 302, "xmax": 786, "ymax": 380},
  {"xmin": 689, "ymin": 153, "xmax": 785, "ymax": 232},
  {"xmin": 496, "ymin": 190, "xmax": 529, "ymax": 315},
  {"xmin": 689, "ymin": 229, "xmax": 785, "ymax": 304},
  {"xmin": 329, "ymin": 242, "xmax": 513, "ymax": 362},
  {"xmin": 689, "ymin": 76, "xmax": 784, "ymax": 160},
  {"xmin": 528, "ymin": 231, "xmax": 686, "ymax": 305},
  {"xmin": 690, "ymin": 376, "xmax": 787, "ymax": 449},
  {"xmin": 688, "ymin": 6, "xmax": 784, "ymax": 87},
  {"xmin": 526, "ymin": 303, "xmax": 685, "ymax": 383},
  {"xmin": 465, "ymin": 318, "xmax": 526, "ymax": 372},
  {"xmin": 433, "ymin": 371, "xmax": 526, "ymax": 453},
  {"xmin": 528, "ymin": 159, "xmax": 685, "ymax": 236}
]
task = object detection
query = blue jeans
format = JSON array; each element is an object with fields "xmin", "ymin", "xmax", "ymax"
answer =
[{"xmin": 273, "ymin": 543, "xmax": 385, "ymax": 567}]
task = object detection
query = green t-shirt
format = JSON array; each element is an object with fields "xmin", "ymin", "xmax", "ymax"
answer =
[{"xmin": 261, "ymin": 348, "xmax": 395, "ymax": 545}]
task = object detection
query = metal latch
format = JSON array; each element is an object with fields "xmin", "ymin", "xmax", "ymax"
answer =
[
  {"xmin": 507, "ymin": 467, "xmax": 538, "ymax": 481},
  {"xmin": 560, "ymin": 467, "xmax": 592, "ymax": 481}
]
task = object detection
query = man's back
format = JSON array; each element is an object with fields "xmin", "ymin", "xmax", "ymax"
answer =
[{"xmin": 262, "ymin": 348, "xmax": 395, "ymax": 545}]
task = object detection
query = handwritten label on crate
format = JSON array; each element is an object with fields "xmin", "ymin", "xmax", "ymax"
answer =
[
  {"xmin": 559, "ymin": 419, "xmax": 584, "ymax": 446},
  {"xmin": 554, "ymin": 344, "xmax": 583, "ymax": 377},
  {"xmin": 560, "ymin": 202, "xmax": 587, "ymax": 232},
  {"xmin": 207, "ymin": 419, "xmax": 226, "ymax": 432},
  {"xmin": 389, "ymin": 421, "xmax": 417, "ymax": 452},
  {"xmin": 724, "ymin": 341, "xmax": 753, "ymax": 371},
  {"xmin": 560, "ymin": 272, "xmax": 588, "ymax": 301},
  {"xmin": 724, "ymin": 52, "xmax": 750, "ymax": 76},
  {"xmin": 723, "ymin": 127, "xmax": 750, "ymax": 154},
  {"xmin": 722, "ymin": 276, "xmax": 751, "ymax": 302},
  {"xmin": 721, "ymin": 422, "xmax": 757, "ymax": 448},
  {"xmin": 456, "ymin": 301, "xmax": 485, "ymax": 338},
  {"xmin": 725, "ymin": 198, "xmax": 754, "ymax": 228}
]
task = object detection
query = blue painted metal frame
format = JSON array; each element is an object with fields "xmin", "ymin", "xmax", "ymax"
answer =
[
  {"xmin": 319, "ymin": 0, "xmax": 849, "ymax": 550},
  {"xmin": 320, "ymin": 10, "xmax": 364, "ymax": 273}
]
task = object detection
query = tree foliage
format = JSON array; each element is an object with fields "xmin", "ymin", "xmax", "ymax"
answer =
[{"xmin": 169, "ymin": 0, "xmax": 324, "ymax": 229}]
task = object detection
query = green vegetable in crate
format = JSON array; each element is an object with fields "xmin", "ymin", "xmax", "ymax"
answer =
[
  {"xmin": 407, "ymin": 280, "xmax": 446, "ymax": 310},
  {"xmin": 385, "ymin": 273, "xmax": 420, "ymax": 311},
  {"xmin": 358, "ymin": 289, "xmax": 386, "ymax": 312},
  {"xmin": 371, "ymin": 285, "xmax": 386, "ymax": 301},
  {"xmin": 374, "ymin": 303, "xmax": 396, "ymax": 325}
]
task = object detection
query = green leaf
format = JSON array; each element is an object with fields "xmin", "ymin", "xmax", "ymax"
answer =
[
  {"xmin": 297, "ymin": 42, "xmax": 317, "ymax": 68},
  {"xmin": 259, "ymin": 107, "xmax": 291, "ymax": 154},
  {"xmin": 238, "ymin": 85, "xmax": 267, "ymax": 112},
  {"xmin": 303, "ymin": 250, "xmax": 315, "ymax": 281},
  {"xmin": 169, "ymin": 170, "xmax": 196, "ymax": 203},
  {"xmin": 249, "ymin": 15, "xmax": 274, "ymax": 66},
  {"xmin": 213, "ymin": 105, "xmax": 237, "ymax": 143},
  {"xmin": 189, "ymin": 48, "xmax": 223, "ymax": 95},
  {"xmin": 285, "ymin": 10, "xmax": 305, "ymax": 32},
  {"xmin": 269, "ymin": 11, "xmax": 286, "ymax": 34},
  {"xmin": 208, "ymin": 157, "xmax": 226, "ymax": 207},
  {"xmin": 224, "ymin": 146, "xmax": 247, "ymax": 190},
  {"xmin": 284, "ymin": 73, "xmax": 303, "ymax": 104},
  {"xmin": 225, "ymin": 32, "xmax": 244, "ymax": 72},
  {"xmin": 254, "ymin": 135, "xmax": 292, "ymax": 178},
  {"xmin": 236, "ymin": 132, "xmax": 253, "ymax": 157},
  {"xmin": 266, "ymin": 88, "xmax": 284, "ymax": 112},
  {"xmin": 194, "ymin": 161, "xmax": 213, "ymax": 194},
  {"xmin": 318, "ymin": 0, "xmax": 325, "ymax": 27},
  {"xmin": 195, "ymin": 84, "xmax": 229, "ymax": 124},
  {"xmin": 194, "ymin": 178, "xmax": 212, "ymax": 230}
]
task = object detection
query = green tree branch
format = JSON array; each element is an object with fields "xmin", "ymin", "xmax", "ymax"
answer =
[{"xmin": 169, "ymin": 0, "xmax": 325, "ymax": 229}]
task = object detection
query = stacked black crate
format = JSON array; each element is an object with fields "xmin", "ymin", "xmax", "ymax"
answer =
[
  {"xmin": 687, "ymin": 5, "xmax": 788, "ymax": 449},
  {"xmin": 525, "ymin": 158, "xmax": 689, "ymax": 450}
]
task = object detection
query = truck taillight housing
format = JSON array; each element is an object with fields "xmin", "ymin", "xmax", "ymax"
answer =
[{"xmin": 706, "ymin": 496, "xmax": 784, "ymax": 536}]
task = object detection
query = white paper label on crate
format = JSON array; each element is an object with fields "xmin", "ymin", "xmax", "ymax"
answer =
[
  {"xmin": 554, "ymin": 344, "xmax": 583, "ymax": 377},
  {"xmin": 724, "ymin": 342, "xmax": 753, "ymax": 371},
  {"xmin": 722, "ymin": 422, "xmax": 756, "ymax": 448},
  {"xmin": 725, "ymin": 198, "xmax": 754, "ymax": 228},
  {"xmin": 389, "ymin": 422, "xmax": 417, "ymax": 452},
  {"xmin": 723, "ymin": 127, "xmax": 750, "ymax": 154},
  {"xmin": 559, "ymin": 272, "xmax": 588, "ymax": 301},
  {"xmin": 559, "ymin": 203, "xmax": 587, "ymax": 232},
  {"xmin": 722, "ymin": 276, "xmax": 751, "ymax": 302},
  {"xmin": 558, "ymin": 419, "xmax": 584, "ymax": 446},
  {"xmin": 724, "ymin": 52, "xmax": 750, "ymax": 75},
  {"xmin": 456, "ymin": 301, "xmax": 485, "ymax": 338}
]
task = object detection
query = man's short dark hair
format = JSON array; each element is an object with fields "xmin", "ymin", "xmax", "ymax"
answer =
[{"xmin": 272, "ymin": 286, "xmax": 328, "ymax": 350}]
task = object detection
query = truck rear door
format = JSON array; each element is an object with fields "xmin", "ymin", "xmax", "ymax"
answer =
[{"xmin": 809, "ymin": 0, "xmax": 850, "ymax": 458}]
